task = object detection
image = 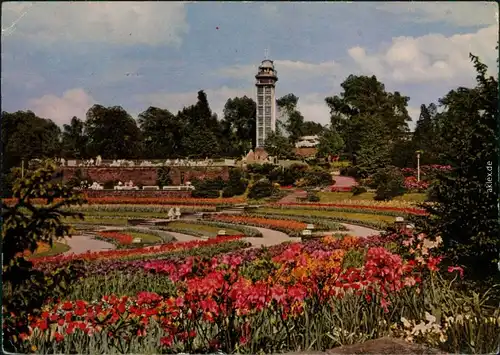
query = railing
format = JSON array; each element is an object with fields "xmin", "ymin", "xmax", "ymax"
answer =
[{"xmin": 58, "ymin": 158, "xmax": 238, "ymax": 167}]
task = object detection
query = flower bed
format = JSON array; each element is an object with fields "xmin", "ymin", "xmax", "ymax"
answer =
[
  {"xmin": 243, "ymin": 213, "xmax": 348, "ymax": 231},
  {"xmin": 31, "ymin": 235, "xmax": 244, "ymax": 265},
  {"xmin": 96, "ymin": 231, "xmax": 133, "ymax": 245},
  {"xmin": 3, "ymin": 197, "xmax": 245, "ymax": 207},
  {"xmin": 93, "ymin": 229, "xmax": 177, "ymax": 249},
  {"xmin": 209, "ymin": 214, "xmax": 308, "ymax": 237},
  {"xmin": 269, "ymin": 203, "xmax": 428, "ymax": 216},
  {"xmin": 19, "ymin": 232, "xmax": 499, "ymax": 354},
  {"xmin": 330, "ymin": 186, "xmax": 352, "ymax": 192}
]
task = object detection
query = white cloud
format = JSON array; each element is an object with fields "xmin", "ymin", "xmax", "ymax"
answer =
[
  {"xmin": 1, "ymin": 2, "xmax": 188, "ymax": 46},
  {"xmin": 28, "ymin": 88, "xmax": 96, "ymax": 125},
  {"xmin": 348, "ymin": 25, "xmax": 498, "ymax": 84},
  {"xmin": 377, "ymin": 2, "xmax": 497, "ymax": 27},
  {"xmin": 296, "ymin": 94, "xmax": 331, "ymax": 125},
  {"xmin": 217, "ymin": 60, "xmax": 340, "ymax": 82}
]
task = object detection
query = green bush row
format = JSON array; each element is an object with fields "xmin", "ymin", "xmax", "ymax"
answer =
[{"xmin": 179, "ymin": 220, "xmax": 263, "ymax": 238}]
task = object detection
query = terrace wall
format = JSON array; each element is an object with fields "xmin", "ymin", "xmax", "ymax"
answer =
[
  {"xmin": 61, "ymin": 166, "xmax": 230, "ymax": 186},
  {"xmin": 83, "ymin": 190, "xmax": 191, "ymax": 198}
]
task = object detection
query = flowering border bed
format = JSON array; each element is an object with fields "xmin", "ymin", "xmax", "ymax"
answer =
[
  {"xmin": 271, "ymin": 203, "xmax": 427, "ymax": 216},
  {"xmin": 31, "ymin": 235, "xmax": 244, "ymax": 264},
  {"xmin": 250, "ymin": 211, "xmax": 387, "ymax": 231},
  {"xmin": 3, "ymin": 197, "xmax": 245, "ymax": 207}
]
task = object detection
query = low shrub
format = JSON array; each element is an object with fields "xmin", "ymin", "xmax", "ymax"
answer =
[
  {"xmin": 222, "ymin": 168, "xmax": 248, "ymax": 198},
  {"xmin": 191, "ymin": 177, "xmax": 227, "ymax": 198},
  {"xmin": 248, "ymin": 179, "xmax": 278, "ymax": 199},
  {"xmin": 373, "ymin": 167, "xmax": 406, "ymax": 201},
  {"xmin": 307, "ymin": 191, "xmax": 320, "ymax": 202},
  {"xmin": 156, "ymin": 166, "xmax": 173, "ymax": 187},
  {"xmin": 340, "ymin": 166, "xmax": 359, "ymax": 178},
  {"xmin": 302, "ymin": 167, "xmax": 332, "ymax": 187},
  {"xmin": 351, "ymin": 185, "xmax": 368, "ymax": 196},
  {"xmin": 103, "ymin": 180, "xmax": 118, "ymax": 190}
]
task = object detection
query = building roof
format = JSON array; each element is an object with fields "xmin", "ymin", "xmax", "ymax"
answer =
[{"xmin": 294, "ymin": 147, "xmax": 318, "ymax": 157}]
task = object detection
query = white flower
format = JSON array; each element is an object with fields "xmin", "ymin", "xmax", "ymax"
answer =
[
  {"xmin": 401, "ymin": 317, "xmax": 411, "ymax": 328},
  {"xmin": 425, "ymin": 312, "xmax": 436, "ymax": 324}
]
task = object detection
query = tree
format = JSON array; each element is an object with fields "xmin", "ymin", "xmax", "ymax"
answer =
[
  {"xmin": 316, "ymin": 126, "xmax": 344, "ymax": 157},
  {"xmin": 414, "ymin": 54, "xmax": 499, "ymax": 279},
  {"xmin": 1, "ymin": 160, "xmax": 86, "ymax": 352},
  {"xmin": 84, "ymin": 105, "xmax": 143, "ymax": 159},
  {"xmin": 411, "ymin": 103, "xmax": 440, "ymax": 165},
  {"xmin": 276, "ymin": 93, "xmax": 304, "ymax": 145},
  {"xmin": 325, "ymin": 75, "xmax": 411, "ymax": 159},
  {"xmin": 221, "ymin": 96, "xmax": 257, "ymax": 155},
  {"xmin": 179, "ymin": 91, "xmax": 221, "ymax": 157},
  {"xmin": 138, "ymin": 107, "xmax": 184, "ymax": 158},
  {"xmin": 301, "ymin": 121, "xmax": 324, "ymax": 136},
  {"xmin": 264, "ymin": 130, "xmax": 294, "ymax": 159},
  {"xmin": 61, "ymin": 116, "xmax": 88, "ymax": 159},
  {"xmin": 1, "ymin": 110, "xmax": 61, "ymax": 170},
  {"xmin": 356, "ymin": 116, "xmax": 392, "ymax": 178}
]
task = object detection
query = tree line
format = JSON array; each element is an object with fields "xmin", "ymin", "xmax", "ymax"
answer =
[{"xmin": 1, "ymin": 60, "xmax": 496, "ymax": 184}]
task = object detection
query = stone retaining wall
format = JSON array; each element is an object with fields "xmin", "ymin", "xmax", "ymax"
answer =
[
  {"xmin": 61, "ymin": 166, "xmax": 230, "ymax": 186},
  {"xmin": 83, "ymin": 190, "xmax": 191, "ymax": 198}
]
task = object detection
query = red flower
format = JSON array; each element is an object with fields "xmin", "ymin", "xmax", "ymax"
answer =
[
  {"xmin": 54, "ymin": 332, "xmax": 64, "ymax": 342},
  {"xmin": 160, "ymin": 335, "xmax": 174, "ymax": 347},
  {"xmin": 447, "ymin": 266, "xmax": 464, "ymax": 278}
]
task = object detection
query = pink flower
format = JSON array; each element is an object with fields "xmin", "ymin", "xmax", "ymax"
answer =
[{"xmin": 447, "ymin": 266, "xmax": 464, "ymax": 278}]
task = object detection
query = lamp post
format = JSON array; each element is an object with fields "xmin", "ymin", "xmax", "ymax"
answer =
[{"xmin": 415, "ymin": 150, "xmax": 423, "ymax": 182}]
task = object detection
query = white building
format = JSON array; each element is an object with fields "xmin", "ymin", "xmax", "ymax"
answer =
[
  {"xmin": 255, "ymin": 59, "xmax": 278, "ymax": 148},
  {"xmin": 295, "ymin": 135, "xmax": 320, "ymax": 148}
]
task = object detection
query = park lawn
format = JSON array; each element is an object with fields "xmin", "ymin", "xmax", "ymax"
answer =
[
  {"xmin": 66, "ymin": 217, "xmax": 129, "ymax": 225},
  {"xmin": 257, "ymin": 207, "xmax": 395, "ymax": 224},
  {"xmin": 317, "ymin": 192, "xmax": 427, "ymax": 203},
  {"xmin": 167, "ymin": 222, "xmax": 241, "ymax": 237},
  {"xmin": 31, "ymin": 242, "xmax": 70, "ymax": 258},
  {"xmin": 126, "ymin": 232, "xmax": 163, "ymax": 244}
]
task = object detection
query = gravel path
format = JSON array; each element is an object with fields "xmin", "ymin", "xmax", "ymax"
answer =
[
  {"xmin": 64, "ymin": 220, "xmax": 381, "ymax": 255},
  {"xmin": 245, "ymin": 226, "xmax": 300, "ymax": 248},
  {"xmin": 63, "ymin": 234, "xmax": 115, "ymax": 255},
  {"xmin": 278, "ymin": 189, "xmax": 307, "ymax": 204},
  {"xmin": 340, "ymin": 223, "xmax": 381, "ymax": 237}
]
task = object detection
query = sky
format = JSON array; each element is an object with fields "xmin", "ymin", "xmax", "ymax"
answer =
[{"xmin": 1, "ymin": 1, "xmax": 498, "ymax": 130}]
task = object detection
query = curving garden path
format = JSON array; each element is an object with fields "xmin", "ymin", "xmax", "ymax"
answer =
[
  {"xmin": 63, "ymin": 234, "xmax": 115, "ymax": 255},
  {"xmin": 62, "ymin": 221, "xmax": 381, "ymax": 255}
]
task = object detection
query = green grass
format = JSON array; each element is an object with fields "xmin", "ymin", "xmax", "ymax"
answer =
[
  {"xmin": 126, "ymin": 232, "xmax": 163, "ymax": 244},
  {"xmin": 256, "ymin": 207, "xmax": 395, "ymax": 224},
  {"xmin": 317, "ymin": 191, "xmax": 426, "ymax": 203},
  {"xmin": 31, "ymin": 242, "xmax": 70, "ymax": 258},
  {"xmin": 167, "ymin": 222, "xmax": 241, "ymax": 237}
]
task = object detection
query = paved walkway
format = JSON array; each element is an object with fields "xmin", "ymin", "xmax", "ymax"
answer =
[
  {"xmin": 277, "ymin": 189, "xmax": 307, "ymax": 204},
  {"xmin": 340, "ymin": 223, "xmax": 381, "ymax": 237},
  {"xmin": 63, "ymin": 220, "xmax": 381, "ymax": 255},
  {"xmin": 63, "ymin": 234, "xmax": 115, "ymax": 255}
]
